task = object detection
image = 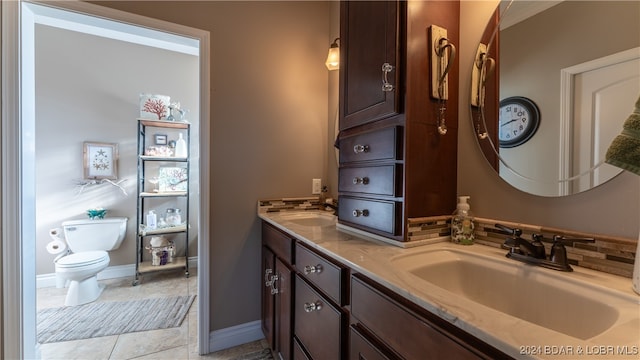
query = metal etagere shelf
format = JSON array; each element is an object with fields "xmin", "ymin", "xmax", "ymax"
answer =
[{"xmin": 134, "ymin": 118, "xmax": 190, "ymax": 286}]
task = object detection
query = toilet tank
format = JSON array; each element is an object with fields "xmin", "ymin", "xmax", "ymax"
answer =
[{"xmin": 62, "ymin": 217, "xmax": 128, "ymax": 253}]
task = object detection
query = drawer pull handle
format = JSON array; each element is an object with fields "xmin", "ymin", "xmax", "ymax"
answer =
[
  {"xmin": 304, "ymin": 301, "xmax": 322, "ymax": 313},
  {"xmin": 353, "ymin": 144, "xmax": 369, "ymax": 154},
  {"xmin": 303, "ymin": 264, "xmax": 323, "ymax": 275},
  {"xmin": 382, "ymin": 62, "xmax": 395, "ymax": 92},
  {"xmin": 269, "ymin": 274, "xmax": 279, "ymax": 295},
  {"xmin": 264, "ymin": 268, "xmax": 273, "ymax": 286},
  {"xmin": 352, "ymin": 177, "xmax": 370, "ymax": 185},
  {"xmin": 352, "ymin": 209, "xmax": 370, "ymax": 217}
]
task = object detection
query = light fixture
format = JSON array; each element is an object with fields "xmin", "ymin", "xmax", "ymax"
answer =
[{"xmin": 325, "ymin": 38, "xmax": 340, "ymax": 71}]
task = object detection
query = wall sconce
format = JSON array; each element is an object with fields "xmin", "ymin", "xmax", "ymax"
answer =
[{"xmin": 325, "ymin": 38, "xmax": 340, "ymax": 71}]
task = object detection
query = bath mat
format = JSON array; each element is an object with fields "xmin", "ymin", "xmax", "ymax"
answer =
[
  {"xmin": 234, "ymin": 348, "xmax": 275, "ymax": 360},
  {"xmin": 37, "ymin": 295, "xmax": 195, "ymax": 344}
]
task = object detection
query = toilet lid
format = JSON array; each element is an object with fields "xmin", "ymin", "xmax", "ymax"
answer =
[{"xmin": 57, "ymin": 250, "xmax": 108, "ymax": 268}]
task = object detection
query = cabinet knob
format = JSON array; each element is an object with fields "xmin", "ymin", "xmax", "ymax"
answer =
[
  {"xmin": 352, "ymin": 209, "xmax": 370, "ymax": 217},
  {"xmin": 353, "ymin": 144, "xmax": 370, "ymax": 154},
  {"xmin": 303, "ymin": 264, "xmax": 323, "ymax": 275},
  {"xmin": 382, "ymin": 62, "xmax": 395, "ymax": 92},
  {"xmin": 352, "ymin": 177, "xmax": 370, "ymax": 185},
  {"xmin": 304, "ymin": 301, "xmax": 322, "ymax": 313}
]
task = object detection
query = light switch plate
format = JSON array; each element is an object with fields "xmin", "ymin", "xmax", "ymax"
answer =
[
  {"xmin": 312, "ymin": 178, "xmax": 322, "ymax": 195},
  {"xmin": 430, "ymin": 24, "xmax": 449, "ymax": 100}
]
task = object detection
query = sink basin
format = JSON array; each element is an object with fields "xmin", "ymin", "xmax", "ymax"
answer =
[
  {"xmin": 391, "ymin": 248, "xmax": 632, "ymax": 340},
  {"xmin": 279, "ymin": 212, "xmax": 336, "ymax": 227}
]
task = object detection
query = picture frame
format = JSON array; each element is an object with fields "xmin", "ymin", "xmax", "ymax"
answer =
[
  {"xmin": 154, "ymin": 134, "xmax": 168, "ymax": 145},
  {"xmin": 83, "ymin": 142, "xmax": 118, "ymax": 180}
]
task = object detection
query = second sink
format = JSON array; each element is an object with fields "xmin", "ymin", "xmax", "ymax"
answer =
[{"xmin": 391, "ymin": 247, "xmax": 628, "ymax": 340}]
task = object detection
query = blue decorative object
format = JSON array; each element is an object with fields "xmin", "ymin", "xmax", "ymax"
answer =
[{"xmin": 87, "ymin": 208, "xmax": 107, "ymax": 220}]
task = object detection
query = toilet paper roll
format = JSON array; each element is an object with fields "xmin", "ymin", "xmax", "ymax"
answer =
[
  {"xmin": 49, "ymin": 227, "xmax": 63, "ymax": 241},
  {"xmin": 46, "ymin": 239, "xmax": 67, "ymax": 255}
]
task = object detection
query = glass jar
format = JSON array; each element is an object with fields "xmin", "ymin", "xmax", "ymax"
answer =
[{"xmin": 165, "ymin": 208, "xmax": 182, "ymax": 226}]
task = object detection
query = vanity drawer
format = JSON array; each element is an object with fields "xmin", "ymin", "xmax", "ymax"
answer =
[
  {"xmin": 295, "ymin": 275, "xmax": 344, "ymax": 360},
  {"xmin": 338, "ymin": 196, "xmax": 401, "ymax": 235},
  {"xmin": 295, "ymin": 243, "xmax": 347, "ymax": 306},
  {"xmin": 351, "ymin": 275, "xmax": 484, "ymax": 359},
  {"xmin": 339, "ymin": 126, "xmax": 402, "ymax": 164},
  {"xmin": 339, "ymin": 165, "xmax": 401, "ymax": 196},
  {"xmin": 262, "ymin": 222, "xmax": 294, "ymax": 264}
]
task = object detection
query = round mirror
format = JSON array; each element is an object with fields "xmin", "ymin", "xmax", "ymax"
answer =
[{"xmin": 472, "ymin": 0, "xmax": 640, "ymax": 197}]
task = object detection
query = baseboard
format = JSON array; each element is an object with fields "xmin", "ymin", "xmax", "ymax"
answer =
[
  {"xmin": 37, "ymin": 256, "xmax": 198, "ymax": 288},
  {"xmin": 209, "ymin": 320, "xmax": 265, "ymax": 353}
]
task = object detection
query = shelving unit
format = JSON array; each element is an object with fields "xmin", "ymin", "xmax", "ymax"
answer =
[{"xmin": 134, "ymin": 118, "xmax": 190, "ymax": 286}]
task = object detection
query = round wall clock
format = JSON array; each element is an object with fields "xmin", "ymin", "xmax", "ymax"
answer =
[{"xmin": 498, "ymin": 96, "xmax": 541, "ymax": 148}]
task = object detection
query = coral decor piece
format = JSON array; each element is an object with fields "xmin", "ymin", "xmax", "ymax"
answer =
[
  {"xmin": 139, "ymin": 94, "xmax": 170, "ymax": 120},
  {"xmin": 143, "ymin": 98, "xmax": 167, "ymax": 120}
]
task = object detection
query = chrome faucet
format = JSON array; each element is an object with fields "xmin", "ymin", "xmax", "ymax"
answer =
[{"xmin": 496, "ymin": 223, "xmax": 595, "ymax": 272}]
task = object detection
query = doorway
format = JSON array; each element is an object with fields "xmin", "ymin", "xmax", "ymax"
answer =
[{"xmin": 1, "ymin": 1, "xmax": 211, "ymax": 358}]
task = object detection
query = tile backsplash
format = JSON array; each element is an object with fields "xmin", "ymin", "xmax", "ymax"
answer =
[
  {"xmin": 408, "ymin": 215, "xmax": 636, "ymax": 278},
  {"xmin": 258, "ymin": 198, "xmax": 636, "ymax": 278}
]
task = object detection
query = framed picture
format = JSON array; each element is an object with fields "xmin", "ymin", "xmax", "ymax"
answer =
[
  {"xmin": 83, "ymin": 142, "xmax": 118, "ymax": 180},
  {"xmin": 154, "ymin": 134, "xmax": 168, "ymax": 145}
]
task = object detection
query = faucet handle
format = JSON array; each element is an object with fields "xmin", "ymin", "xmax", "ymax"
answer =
[
  {"xmin": 549, "ymin": 236, "xmax": 595, "ymax": 271},
  {"xmin": 552, "ymin": 235, "xmax": 595, "ymax": 245},
  {"xmin": 495, "ymin": 223, "xmax": 523, "ymax": 237}
]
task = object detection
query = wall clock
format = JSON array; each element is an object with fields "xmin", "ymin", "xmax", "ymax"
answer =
[{"xmin": 498, "ymin": 96, "xmax": 541, "ymax": 148}]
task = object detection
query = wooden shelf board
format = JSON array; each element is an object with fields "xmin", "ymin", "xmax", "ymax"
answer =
[
  {"xmin": 138, "ymin": 257, "xmax": 187, "ymax": 274},
  {"xmin": 137, "ymin": 118, "xmax": 190, "ymax": 129}
]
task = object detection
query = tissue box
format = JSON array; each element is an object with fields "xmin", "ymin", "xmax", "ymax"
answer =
[{"xmin": 158, "ymin": 167, "xmax": 188, "ymax": 192}]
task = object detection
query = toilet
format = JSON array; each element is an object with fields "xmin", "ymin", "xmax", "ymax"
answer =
[{"xmin": 57, "ymin": 217, "xmax": 127, "ymax": 306}]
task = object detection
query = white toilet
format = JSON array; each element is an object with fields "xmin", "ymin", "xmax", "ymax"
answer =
[{"xmin": 57, "ymin": 217, "xmax": 127, "ymax": 306}]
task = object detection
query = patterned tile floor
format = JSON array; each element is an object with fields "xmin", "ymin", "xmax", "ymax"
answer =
[{"xmin": 37, "ymin": 268, "xmax": 271, "ymax": 359}]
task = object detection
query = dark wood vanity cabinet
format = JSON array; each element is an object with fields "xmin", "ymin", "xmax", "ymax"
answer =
[
  {"xmin": 293, "ymin": 243, "xmax": 349, "ymax": 360},
  {"xmin": 337, "ymin": 0, "xmax": 460, "ymax": 242},
  {"xmin": 261, "ymin": 223, "xmax": 294, "ymax": 360},
  {"xmin": 261, "ymin": 221, "xmax": 510, "ymax": 359},
  {"xmin": 262, "ymin": 223, "xmax": 349, "ymax": 360},
  {"xmin": 350, "ymin": 274, "xmax": 511, "ymax": 360}
]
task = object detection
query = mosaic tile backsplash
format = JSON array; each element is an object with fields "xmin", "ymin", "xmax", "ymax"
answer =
[
  {"xmin": 408, "ymin": 216, "xmax": 636, "ymax": 278},
  {"xmin": 259, "ymin": 198, "xmax": 637, "ymax": 278}
]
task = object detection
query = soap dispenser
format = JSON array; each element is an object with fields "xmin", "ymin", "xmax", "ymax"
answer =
[{"xmin": 451, "ymin": 196, "xmax": 475, "ymax": 245}]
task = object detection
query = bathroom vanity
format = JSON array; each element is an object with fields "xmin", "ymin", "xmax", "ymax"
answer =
[{"xmin": 259, "ymin": 210, "xmax": 640, "ymax": 360}]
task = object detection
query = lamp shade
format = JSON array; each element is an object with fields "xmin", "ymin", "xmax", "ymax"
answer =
[{"xmin": 325, "ymin": 38, "xmax": 340, "ymax": 71}]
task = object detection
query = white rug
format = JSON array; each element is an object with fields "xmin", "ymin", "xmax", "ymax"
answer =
[{"xmin": 37, "ymin": 295, "xmax": 195, "ymax": 344}]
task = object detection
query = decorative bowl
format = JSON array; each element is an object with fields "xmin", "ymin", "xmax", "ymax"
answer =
[{"xmin": 87, "ymin": 208, "xmax": 107, "ymax": 220}]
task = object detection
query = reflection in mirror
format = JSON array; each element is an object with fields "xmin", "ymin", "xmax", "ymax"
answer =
[{"xmin": 473, "ymin": 0, "xmax": 640, "ymax": 197}]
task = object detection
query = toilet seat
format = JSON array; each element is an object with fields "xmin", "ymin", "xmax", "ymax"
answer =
[{"xmin": 56, "ymin": 250, "xmax": 109, "ymax": 268}]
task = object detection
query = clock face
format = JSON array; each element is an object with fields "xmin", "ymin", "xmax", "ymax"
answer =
[{"xmin": 498, "ymin": 96, "xmax": 540, "ymax": 148}]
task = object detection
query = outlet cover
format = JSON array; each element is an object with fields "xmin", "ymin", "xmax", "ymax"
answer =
[{"xmin": 312, "ymin": 178, "xmax": 322, "ymax": 194}]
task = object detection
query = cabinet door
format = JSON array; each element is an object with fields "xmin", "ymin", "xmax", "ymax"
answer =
[
  {"xmin": 261, "ymin": 247, "xmax": 276, "ymax": 348},
  {"xmin": 275, "ymin": 257, "xmax": 293, "ymax": 360},
  {"xmin": 340, "ymin": 0, "xmax": 402, "ymax": 130},
  {"xmin": 350, "ymin": 325, "xmax": 395, "ymax": 360},
  {"xmin": 294, "ymin": 275, "xmax": 343, "ymax": 360}
]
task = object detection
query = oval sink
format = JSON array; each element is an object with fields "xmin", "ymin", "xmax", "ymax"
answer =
[
  {"xmin": 279, "ymin": 212, "xmax": 336, "ymax": 227},
  {"xmin": 391, "ymin": 247, "xmax": 633, "ymax": 340}
]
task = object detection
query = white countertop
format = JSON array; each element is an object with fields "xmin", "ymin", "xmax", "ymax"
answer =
[{"xmin": 258, "ymin": 210, "xmax": 640, "ymax": 359}]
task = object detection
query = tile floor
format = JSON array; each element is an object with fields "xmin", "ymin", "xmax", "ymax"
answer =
[{"xmin": 37, "ymin": 268, "xmax": 272, "ymax": 360}]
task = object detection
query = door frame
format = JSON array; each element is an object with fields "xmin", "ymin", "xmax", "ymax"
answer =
[{"xmin": 1, "ymin": 1, "xmax": 212, "ymax": 357}]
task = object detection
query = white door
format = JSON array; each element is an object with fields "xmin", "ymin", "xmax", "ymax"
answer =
[{"xmin": 571, "ymin": 50, "xmax": 640, "ymax": 193}]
